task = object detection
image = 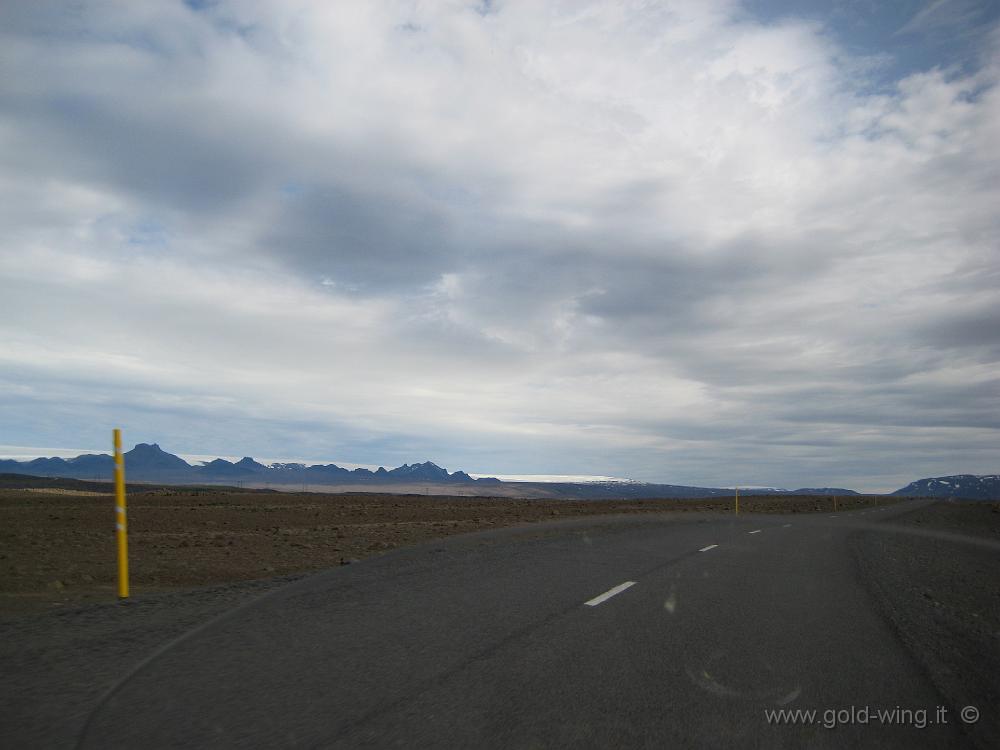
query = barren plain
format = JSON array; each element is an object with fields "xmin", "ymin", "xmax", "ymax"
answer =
[{"xmin": 1, "ymin": 479, "xmax": 891, "ymax": 616}]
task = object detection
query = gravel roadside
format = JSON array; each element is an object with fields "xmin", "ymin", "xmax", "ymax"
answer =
[{"xmin": 851, "ymin": 501, "xmax": 1000, "ymax": 750}]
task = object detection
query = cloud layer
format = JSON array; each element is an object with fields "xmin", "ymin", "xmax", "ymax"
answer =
[{"xmin": 1, "ymin": 0, "xmax": 998, "ymax": 490}]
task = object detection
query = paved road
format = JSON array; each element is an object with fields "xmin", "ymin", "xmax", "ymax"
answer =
[{"xmin": 77, "ymin": 501, "xmax": 977, "ymax": 748}]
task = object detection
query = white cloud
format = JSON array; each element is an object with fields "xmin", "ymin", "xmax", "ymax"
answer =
[{"xmin": 0, "ymin": 0, "xmax": 997, "ymax": 491}]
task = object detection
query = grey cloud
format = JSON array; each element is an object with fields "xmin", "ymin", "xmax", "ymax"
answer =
[
  {"xmin": 2, "ymin": 93, "xmax": 276, "ymax": 215},
  {"xmin": 915, "ymin": 304, "xmax": 1000, "ymax": 354},
  {"xmin": 262, "ymin": 182, "xmax": 459, "ymax": 289}
]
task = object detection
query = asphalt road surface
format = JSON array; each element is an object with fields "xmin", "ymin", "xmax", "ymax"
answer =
[{"xmin": 74, "ymin": 500, "xmax": 984, "ymax": 748}]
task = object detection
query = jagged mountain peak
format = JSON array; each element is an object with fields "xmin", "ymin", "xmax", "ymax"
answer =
[
  {"xmin": 124, "ymin": 443, "xmax": 191, "ymax": 469},
  {"xmin": 234, "ymin": 457, "xmax": 268, "ymax": 471}
]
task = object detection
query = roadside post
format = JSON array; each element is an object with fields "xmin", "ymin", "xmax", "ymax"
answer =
[
  {"xmin": 735, "ymin": 486, "xmax": 739, "ymax": 515},
  {"xmin": 113, "ymin": 429, "xmax": 130, "ymax": 599}
]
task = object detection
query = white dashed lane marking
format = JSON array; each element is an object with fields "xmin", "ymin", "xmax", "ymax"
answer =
[
  {"xmin": 584, "ymin": 516, "xmax": 810, "ymax": 608},
  {"xmin": 585, "ymin": 581, "xmax": 637, "ymax": 607}
]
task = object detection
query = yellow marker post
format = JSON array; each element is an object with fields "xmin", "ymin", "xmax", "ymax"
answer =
[
  {"xmin": 113, "ymin": 429, "xmax": 129, "ymax": 599},
  {"xmin": 735, "ymin": 486, "xmax": 739, "ymax": 515}
]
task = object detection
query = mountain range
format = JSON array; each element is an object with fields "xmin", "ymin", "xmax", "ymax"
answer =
[
  {"xmin": 0, "ymin": 444, "xmax": 996, "ymax": 499},
  {"xmin": 890, "ymin": 475, "xmax": 1000, "ymax": 500},
  {"xmin": 0, "ymin": 443, "xmax": 495, "ymax": 485}
]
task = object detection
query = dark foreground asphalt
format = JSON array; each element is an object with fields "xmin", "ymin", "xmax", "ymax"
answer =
[{"xmin": 67, "ymin": 499, "xmax": 992, "ymax": 749}]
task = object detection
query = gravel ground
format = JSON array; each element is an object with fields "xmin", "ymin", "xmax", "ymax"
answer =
[{"xmin": 852, "ymin": 501, "xmax": 1000, "ymax": 750}]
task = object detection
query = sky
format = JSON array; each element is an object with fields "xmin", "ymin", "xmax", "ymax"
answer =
[{"xmin": 1, "ymin": 0, "xmax": 998, "ymax": 492}]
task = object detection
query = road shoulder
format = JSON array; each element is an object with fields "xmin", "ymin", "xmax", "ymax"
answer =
[{"xmin": 851, "ymin": 501, "xmax": 1000, "ymax": 750}]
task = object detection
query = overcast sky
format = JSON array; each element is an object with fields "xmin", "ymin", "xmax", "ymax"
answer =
[{"xmin": 1, "ymin": 0, "xmax": 998, "ymax": 491}]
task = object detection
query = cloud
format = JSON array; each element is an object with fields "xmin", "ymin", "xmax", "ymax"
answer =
[
  {"xmin": 895, "ymin": 0, "xmax": 990, "ymax": 38},
  {"xmin": 0, "ymin": 0, "xmax": 998, "ymax": 491}
]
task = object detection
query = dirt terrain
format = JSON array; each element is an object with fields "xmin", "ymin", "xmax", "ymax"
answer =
[{"xmin": 1, "ymin": 481, "xmax": 891, "ymax": 617}]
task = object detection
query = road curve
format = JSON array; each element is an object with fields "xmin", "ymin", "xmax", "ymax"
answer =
[{"xmin": 77, "ymin": 500, "xmax": 978, "ymax": 748}]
